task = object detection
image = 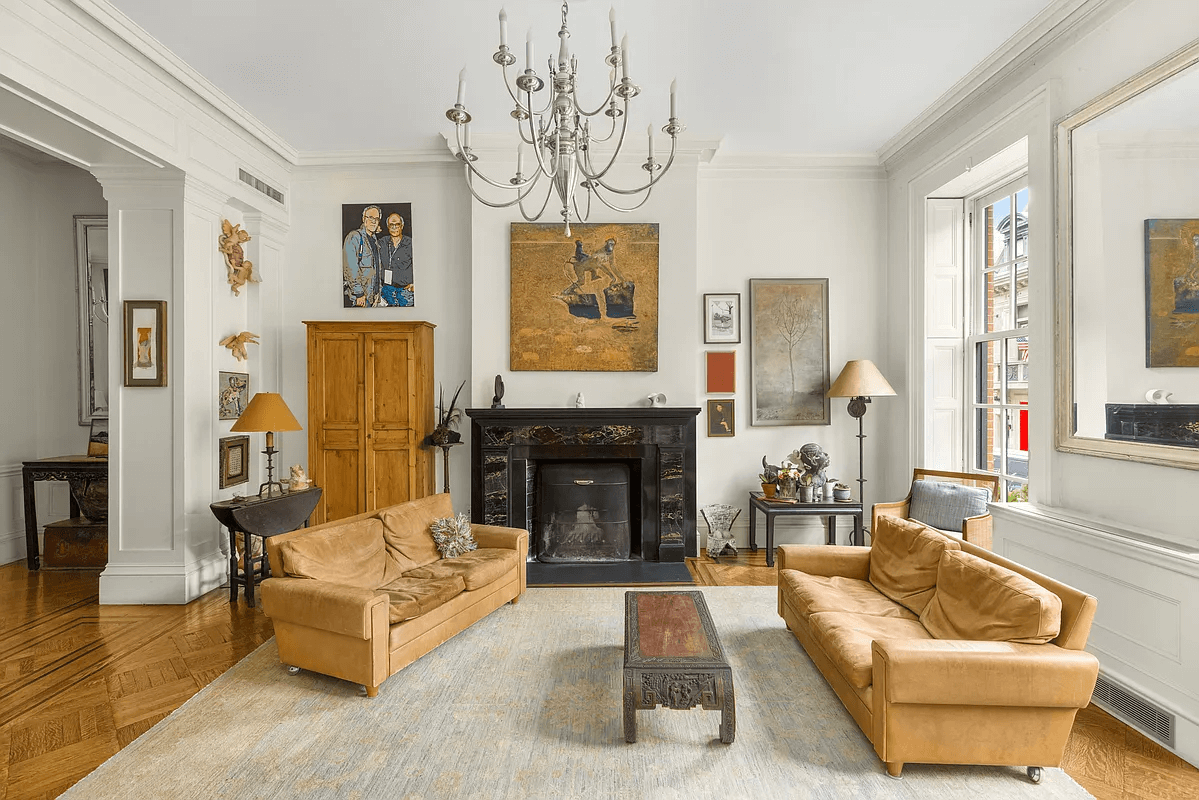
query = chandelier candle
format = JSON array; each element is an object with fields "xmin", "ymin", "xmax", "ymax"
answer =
[{"xmin": 447, "ymin": 1, "xmax": 685, "ymax": 236}]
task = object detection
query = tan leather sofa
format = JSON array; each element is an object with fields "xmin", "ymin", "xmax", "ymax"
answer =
[
  {"xmin": 777, "ymin": 515, "xmax": 1099, "ymax": 781},
  {"xmin": 261, "ymin": 493, "xmax": 527, "ymax": 697}
]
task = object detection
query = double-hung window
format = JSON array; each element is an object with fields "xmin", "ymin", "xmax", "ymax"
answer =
[{"xmin": 970, "ymin": 178, "xmax": 1029, "ymax": 501}]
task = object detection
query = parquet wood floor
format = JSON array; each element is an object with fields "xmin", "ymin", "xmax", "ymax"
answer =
[{"xmin": 2, "ymin": 554, "xmax": 1196, "ymax": 798}]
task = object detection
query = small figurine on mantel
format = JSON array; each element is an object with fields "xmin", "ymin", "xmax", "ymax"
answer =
[
  {"xmin": 491, "ymin": 374, "xmax": 505, "ymax": 409},
  {"xmin": 575, "ymin": 392, "xmax": 586, "ymax": 408},
  {"xmin": 288, "ymin": 464, "xmax": 311, "ymax": 491}
]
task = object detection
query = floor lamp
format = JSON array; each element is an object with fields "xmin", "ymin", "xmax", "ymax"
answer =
[
  {"xmin": 230, "ymin": 392, "xmax": 303, "ymax": 497},
  {"xmin": 827, "ymin": 360, "xmax": 895, "ymax": 508}
]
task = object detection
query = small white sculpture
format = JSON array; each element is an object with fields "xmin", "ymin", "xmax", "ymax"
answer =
[
  {"xmin": 288, "ymin": 464, "xmax": 312, "ymax": 491},
  {"xmin": 1145, "ymin": 388, "xmax": 1174, "ymax": 405},
  {"xmin": 647, "ymin": 392, "xmax": 667, "ymax": 407},
  {"xmin": 575, "ymin": 392, "xmax": 585, "ymax": 408}
]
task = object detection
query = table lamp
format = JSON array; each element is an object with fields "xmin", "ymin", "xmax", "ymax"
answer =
[
  {"xmin": 230, "ymin": 392, "xmax": 302, "ymax": 497},
  {"xmin": 827, "ymin": 359, "xmax": 895, "ymax": 506}
]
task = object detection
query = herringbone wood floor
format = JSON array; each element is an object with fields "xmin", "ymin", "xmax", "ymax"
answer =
[{"xmin": 1, "ymin": 554, "xmax": 1196, "ymax": 799}]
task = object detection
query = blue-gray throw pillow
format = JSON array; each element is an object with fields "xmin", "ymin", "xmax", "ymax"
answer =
[{"xmin": 908, "ymin": 480, "xmax": 991, "ymax": 533}]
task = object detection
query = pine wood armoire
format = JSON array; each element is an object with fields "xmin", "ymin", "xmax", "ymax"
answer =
[{"xmin": 304, "ymin": 321, "xmax": 435, "ymax": 525}]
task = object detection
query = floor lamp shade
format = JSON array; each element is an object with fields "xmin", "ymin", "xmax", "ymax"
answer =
[{"xmin": 827, "ymin": 359, "xmax": 896, "ymax": 400}]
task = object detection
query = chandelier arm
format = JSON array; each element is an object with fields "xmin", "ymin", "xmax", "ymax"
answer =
[
  {"xmin": 499, "ymin": 64, "xmax": 555, "ymax": 118},
  {"xmin": 571, "ymin": 182, "xmax": 593, "ymax": 223},
  {"xmin": 585, "ymin": 112, "xmax": 620, "ymax": 144},
  {"xmin": 454, "ymin": 127, "xmax": 541, "ymax": 190},
  {"xmin": 575, "ymin": 101, "xmax": 630, "ymax": 182},
  {"xmin": 587, "ymin": 136, "xmax": 679, "ymax": 195},
  {"xmin": 522, "ymin": 113, "xmax": 559, "ymax": 180},
  {"xmin": 517, "ymin": 176, "xmax": 559, "ymax": 221},
  {"xmin": 587, "ymin": 182, "xmax": 655, "ymax": 213},
  {"xmin": 463, "ymin": 165, "xmax": 544, "ymax": 209},
  {"xmin": 573, "ymin": 79, "xmax": 622, "ymax": 118}
]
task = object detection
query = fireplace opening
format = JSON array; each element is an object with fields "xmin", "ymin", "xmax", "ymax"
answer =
[{"xmin": 536, "ymin": 462, "xmax": 632, "ymax": 563}]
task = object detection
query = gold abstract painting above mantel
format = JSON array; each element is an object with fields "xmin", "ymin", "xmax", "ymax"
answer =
[
  {"xmin": 510, "ymin": 222, "xmax": 659, "ymax": 372},
  {"xmin": 1145, "ymin": 218, "xmax": 1199, "ymax": 367}
]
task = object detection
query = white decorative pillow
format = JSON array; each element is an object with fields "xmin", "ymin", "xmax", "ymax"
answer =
[{"xmin": 429, "ymin": 513, "xmax": 477, "ymax": 559}]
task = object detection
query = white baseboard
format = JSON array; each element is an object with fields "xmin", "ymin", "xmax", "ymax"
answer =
[{"xmin": 99, "ymin": 553, "xmax": 226, "ymax": 604}]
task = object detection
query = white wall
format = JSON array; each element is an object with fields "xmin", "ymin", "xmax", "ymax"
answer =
[
  {"xmin": 696, "ymin": 163, "xmax": 888, "ymax": 546},
  {"xmin": 283, "ymin": 162, "xmax": 474, "ymax": 509},
  {"xmin": 884, "ymin": 0, "xmax": 1199, "ymax": 767},
  {"xmin": 0, "ymin": 148, "xmax": 105, "ymax": 564}
]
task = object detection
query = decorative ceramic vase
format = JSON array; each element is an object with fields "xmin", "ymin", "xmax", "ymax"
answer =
[
  {"xmin": 834, "ymin": 487, "xmax": 851, "ymax": 501},
  {"xmin": 761, "ymin": 482, "xmax": 777, "ymax": 498},
  {"xmin": 777, "ymin": 475, "xmax": 797, "ymax": 499},
  {"xmin": 798, "ymin": 484, "xmax": 814, "ymax": 503}
]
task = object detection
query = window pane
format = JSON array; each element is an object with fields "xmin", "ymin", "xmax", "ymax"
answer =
[
  {"xmin": 976, "ymin": 407, "xmax": 1002, "ymax": 473},
  {"xmin": 1004, "ymin": 337, "xmax": 1028, "ymax": 403},
  {"xmin": 1005, "ymin": 408, "xmax": 1029, "ymax": 478},
  {"xmin": 984, "ymin": 265, "xmax": 1012, "ymax": 332},
  {"xmin": 988, "ymin": 195, "xmax": 1011, "ymax": 266},
  {"xmin": 1015, "ymin": 262, "xmax": 1029, "ymax": 328},
  {"xmin": 1005, "ymin": 480, "xmax": 1028, "ymax": 503},
  {"xmin": 976, "ymin": 340, "xmax": 1000, "ymax": 404}
]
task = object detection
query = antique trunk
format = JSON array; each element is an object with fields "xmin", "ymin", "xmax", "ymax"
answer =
[{"xmin": 42, "ymin": 517, "xmax": 107, "ymax": 569}]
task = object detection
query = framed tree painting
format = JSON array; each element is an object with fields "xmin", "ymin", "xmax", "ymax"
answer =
[
  {"xmin": 510, "ymin": 222, "xmax": 659, "ymax": 371},
  {"xmin": 703, "ymin": 293, "xmax": 740, "ymax": 344},
  {"xmin": 749, "ymin": 278, "xmax": 830, "ymax": 425}
]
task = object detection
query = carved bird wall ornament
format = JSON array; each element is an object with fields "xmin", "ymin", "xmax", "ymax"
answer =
[{"xmin": 219, "ymin": 331, "xmax": 260, "ymax": 362}]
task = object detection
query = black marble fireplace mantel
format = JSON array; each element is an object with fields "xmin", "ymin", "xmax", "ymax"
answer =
[{"xmin": 466, "ymin": 407, "xmax": 700, "ymax": 562}]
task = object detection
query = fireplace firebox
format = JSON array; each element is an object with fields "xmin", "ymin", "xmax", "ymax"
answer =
[
  {"xmin": 466, "ymin": 407, "xmax": 699, "ymax": 563},
  {"xmin": 537, "ymin": 462, "xmax": 631, "ymax": 562}
]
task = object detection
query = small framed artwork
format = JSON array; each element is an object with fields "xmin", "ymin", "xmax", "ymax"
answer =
[
  {"xmin": 1144, "ymin": 219, "xmax": 1199, "ymax": 367},
  {"xmin": 87, "ymin": 417, "xmax": 108, "ymax": 458},
  {"xmin": 707, "ymin": 399, "xmax": 735, "ymax": 437},
  {"xmin": 706, "ymin": 351, "xmax": 736, "ymax": 393},
  {"xmin": 219, "ymin": 435, "xmax": 250, "ymax": 489},
  {"xmin": 218, "ymin": 372, "xmax": 250, "ymax": 420},
  {"xmin": 703, "ymin": 293, "xmax": 741, "ymax": 344},
  {"xmin": 123, "ymin": 300, "xmax": 167, "ymax": 387}
]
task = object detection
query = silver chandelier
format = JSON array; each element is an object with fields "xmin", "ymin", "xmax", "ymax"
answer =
[{"xmin": 445, "ymin": 2, "xmax": 685, "ymax": 236}]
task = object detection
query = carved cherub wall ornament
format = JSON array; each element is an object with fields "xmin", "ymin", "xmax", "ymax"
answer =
[
  {"xmin": 218, "ymin": 219, "xmax": 258, "ymax": 296},
  {"xmin": 219, "ymin": 331, "xmax": 260, "ymax": 362}
]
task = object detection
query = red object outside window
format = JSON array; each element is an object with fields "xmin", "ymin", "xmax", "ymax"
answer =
[{"xmin": 1019, "ymin": 401, "xmax": 1028, "ymax": 452}]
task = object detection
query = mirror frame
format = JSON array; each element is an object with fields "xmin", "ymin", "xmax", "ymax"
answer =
[
  {"xmin": 1055, "ymin": 37, "xmax": 1199, "ymax": 471},
  {"xmin": 75, "ymin": 214, "xmax": 108, "ymax": 426}
]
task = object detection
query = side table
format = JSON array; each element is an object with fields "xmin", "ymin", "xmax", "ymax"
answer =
[
  {"xmin": 210, "ymin": 487, "xmax": 322, "ymax": 607},
  {"xmin": 748, "ymin": 492, "xmax": 864, "ymax": 567}
]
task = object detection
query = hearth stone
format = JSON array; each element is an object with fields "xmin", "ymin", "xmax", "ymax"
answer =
[{"xmin": 467, "ymin": 407, "xmax": 699, "ymax": 563}]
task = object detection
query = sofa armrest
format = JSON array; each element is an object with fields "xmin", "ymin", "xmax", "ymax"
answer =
[
  {"xmin": 871, "ymin": 638, "xmax": 1098, "ymax": 708},
  {"xmin": 260, "ymin": 577, "xmax": 388, "ymax": 640},
  {"xmin": 471, "ymin": 524, "xmax": 529, "ymax": 556},
  {"xmin": 777, "ymin": 545, "xmax": 870, "ymax": 579},
  {"xmin": 871, "ymin": 499, "xmax": 910, "ymax": 531}
]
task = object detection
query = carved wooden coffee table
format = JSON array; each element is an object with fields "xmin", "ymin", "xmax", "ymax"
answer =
[{"xmin": 623, "ymin": 590, "xmax": 735, "ymax": 743}]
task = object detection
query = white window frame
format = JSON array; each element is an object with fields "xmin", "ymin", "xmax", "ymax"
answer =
[{"xmin": 966, "ymin": 175, "xmax": 1029, "ymax": 500}]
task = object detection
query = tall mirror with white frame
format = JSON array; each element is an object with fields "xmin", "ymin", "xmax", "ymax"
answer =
[
  {"xmin": 75, "ymin": 215, "xmax": 109, "ymax": 426},
  {"xmin": 1056, "ymin": 38, "xmax": 1199, "ymax": 470}
]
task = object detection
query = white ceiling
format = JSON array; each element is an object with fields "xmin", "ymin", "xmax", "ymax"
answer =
[{"xmin": 106, "ymin": 0, "xmax": 1056, "ymax": 156}]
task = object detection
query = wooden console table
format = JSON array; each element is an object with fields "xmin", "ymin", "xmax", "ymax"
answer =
[
  {"xmin": 748, "ymin": 492, "xmax": 864, "ymax": 567},
  {"xmin": 22, "ymin": 456, "xmax": 108, "ymax": 570},
  {"xmin": 209, "ymin": 487, "xmax": 322, "ymax": 607}
]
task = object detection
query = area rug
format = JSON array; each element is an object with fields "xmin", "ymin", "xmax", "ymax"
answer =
[{"xmin": 63, "ymin": 587, "xmax": 1092, "ymax": 799}]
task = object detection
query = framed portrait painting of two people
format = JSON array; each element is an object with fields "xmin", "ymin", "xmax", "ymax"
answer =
[{"xmin": 341, "ymin": 202, "xmax": 414, "ymax": 308}]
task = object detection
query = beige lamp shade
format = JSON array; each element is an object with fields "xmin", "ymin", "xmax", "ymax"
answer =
[
  {"xmin": 230, "ymin": 392, "xmax": 302, "ymax": 433},
  {"xmin": 827, "ymin": 359, "xmax": 896, "ymax": 398}
]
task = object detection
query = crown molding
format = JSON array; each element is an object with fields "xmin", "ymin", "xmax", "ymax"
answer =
[
  {"xmin": 878, "ymin": 0, "xmax": 1127, "ymax": 169},
  {"xmin": 702, "ymin": 152, "xmax": 884, "ymax": 180},
  {"xmin": 68, "ymin": 0, "xmax": 299, "ymax": 165},
  {"xmin": 294, "ymin": 148, "xmax": 455, "ymax": 168}
]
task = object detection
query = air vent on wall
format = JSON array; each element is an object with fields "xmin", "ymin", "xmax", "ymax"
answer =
[
  {"xmin": 1092, "ymin": 673, "xmax": 1175, "ymax": 749},
  {"xmin": 238, "ymin": 168, "xmax": 284, "ymax": 205}
]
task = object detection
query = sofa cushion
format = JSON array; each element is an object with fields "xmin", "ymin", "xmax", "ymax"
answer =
[
  {"xmin": 377, "ymin": 493, "xmax": 453, "ymax": 573},
  {"xmin": 808, "ymin": 611, "xmax": 935, "ymax": 689},
  {"xmin": 780, "ymin": 570, "xmax": 919, "ymax": 623},
  {"xmin": 403, "ymin": 548, "xmax": 519, "ymax": 591},
  {"xmin": 908, "ymin": 479, "xmax": 991, "ymax": 533},
  {"xmin": 921, "ymin": 549, "xmax": 1063, "ymax": 644},
  {"xmin": 278, "ymin": 517, "xmax": 386, "ymax": 589},
  {"xmin": 376, "ymin": 575, "xmax": 466, "ymax": 624},
  {"xmin": 868, "ymin": 515, "xmax": 961, "ymax": 614},
  {"xmin": 429, "ymin": 513, "xmax": 477, "ymax": 558}
]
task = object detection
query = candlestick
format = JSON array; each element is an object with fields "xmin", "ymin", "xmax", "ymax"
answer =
[
  {"xmin": 621, "ymin": 34, "xmax": 629, "ymax": 79},
  {"xmin": 526, "ymin": 29, "xmax": 534, "ymax": 71},
  {"xmin": 670, "ymin": 78, "xmax": 677, "ymax": 118},
  {"xmin": 499, "ymin": 8, "xmax": 508, "ymax": 47},
  {"xmin": 456, "ymin": 68, "xmax": 466, "ymax": 106},
  {"xmin": 609, "ymin": 7, "xmax": 618, "ymax": 48}
]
